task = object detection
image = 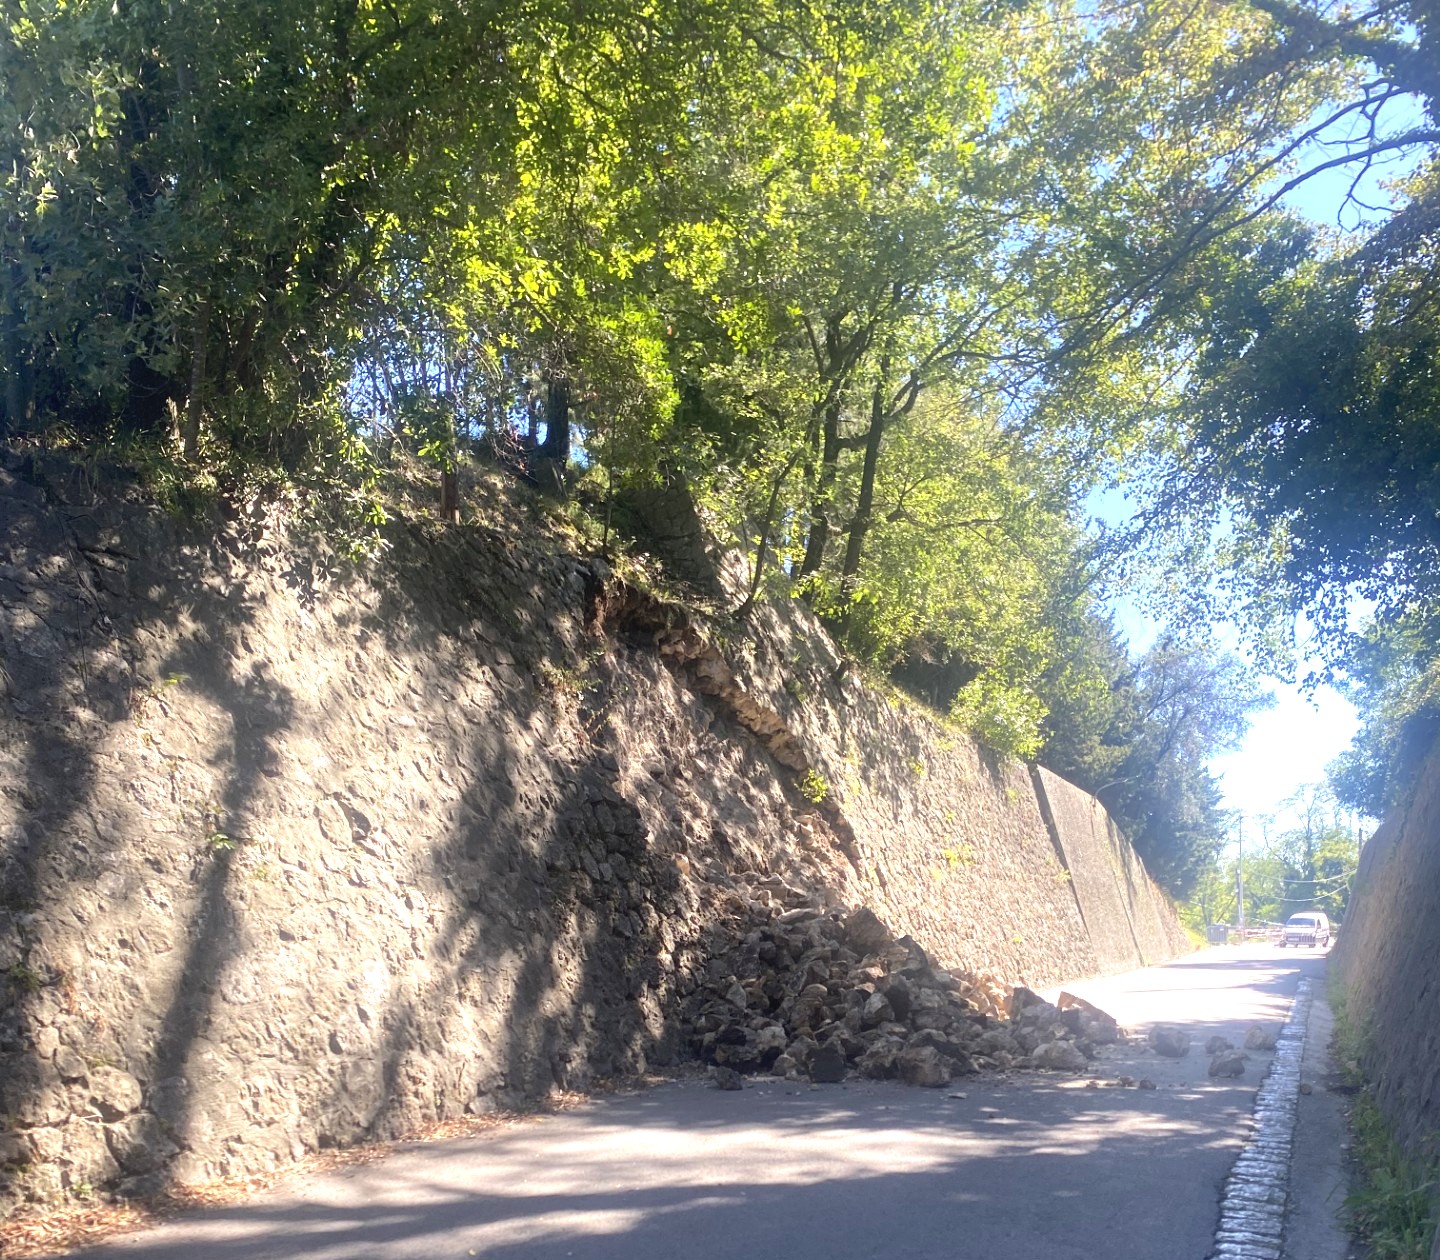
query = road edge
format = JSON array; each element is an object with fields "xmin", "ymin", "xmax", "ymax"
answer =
[{"xmin": 1209, "ymin": 978, "xmax": 1312, "ymax": 1260}]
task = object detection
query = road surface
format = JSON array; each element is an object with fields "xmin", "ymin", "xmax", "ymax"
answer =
[{"xmin": 70, "ymin": 945, "xmax": 1342, "ymax": 1260}]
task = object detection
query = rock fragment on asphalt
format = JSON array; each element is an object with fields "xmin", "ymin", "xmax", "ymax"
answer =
[
  {"xmin": 1208, "ymin": 1051, "xmax": 1247, "ymax": 1078},
  {"xmin": 1032, "ymin": 1040, "xmax": 1089, "ymax": 1071},
  {"xmin": 1057, "ymin": 991, "xmax": 1123, "ymax": 1044},
  {"xmin": 1148, "ymin": 1025, "xmax": 1191, "ymax": 1058},
  {"xmin": 1244, "ymin": 1024, "xmax": 1280, "ymax": 1051},
  {"xmin": 809, "ymin": 1043, "xmax": 847, "ymax": 1083}
]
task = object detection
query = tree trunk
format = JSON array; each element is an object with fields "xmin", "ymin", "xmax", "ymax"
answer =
[
  {"xmin": 3, "ymin": 155, "xmax": 30, "ymax": 439},
  {"xmin": 181, "ymin": 301, "xmax": 210, "ymax": 459},
  {"xmin": 797, "ymin": 314, "xmax": 873, "ymax": 580},
  {"xmin": 839, "ymin": 375, "xmax": 889, "ymax": 602},
  {"xmin": 737, "ymin": 445, "xmax": 804, "ymax": 618},
  {"xmin": 798, "ymin": 400, "xmax": 842, "ymax": 577},
  {"xmin": 538, "ymin": 371, "xmax": 570, "ymax": 463},
  {"xmin": 2, "ymin": 253, "xmax": 22, "ymax": 441},
  {"xmin": 439, "ymin": 469, "xmax": 460, "ymax": 523}
]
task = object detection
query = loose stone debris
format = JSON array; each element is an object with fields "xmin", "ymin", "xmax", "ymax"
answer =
[
  {"xmin": 1243, "ymin": 1024, "xmax": 1281, "ymax": 1051},
  {"xmin": 1208, "ymin": 1051, "xmax": 1248, "ymax": 1078},
  {"xmin": 1148, "ymin": 1025, "xmax": 1192, "ymax": 1058},
  {"xmin": 682, "ymin": 900, "xmax": 1123, "ymax": 1087},
  {"xmin": 1056, "ymin": 991, "xmax": 1122, "ymax": 1044}
]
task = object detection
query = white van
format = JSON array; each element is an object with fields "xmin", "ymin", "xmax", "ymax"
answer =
[{"xmin": 1279, "ymin": 911, "xmax": 1331, "ymax": 948}]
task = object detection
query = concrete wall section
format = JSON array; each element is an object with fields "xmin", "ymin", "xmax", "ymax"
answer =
[
  {"xmin": 1031, "ymin": 768, "xmax": 1144, "ymax": 975},
  {"xmin": 1119, "ymin": 833, "xmax": 1191, "ymax": 963},
  {"xmin": 1029, "ymin": 768, "xmax": 1190, "ymax": 973},
  {"xmin": 701, "ymin": 598, "xmax": 1187, "ymax": 991}
]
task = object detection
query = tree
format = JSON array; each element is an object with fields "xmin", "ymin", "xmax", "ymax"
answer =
[
  {"xmin": 1156, "ymin": 181, "xmax": 1440, "ymax": 655},
  {"xmin": 1041, "ymin": 637, "xmax": 1273, "ymax": 897},
  {"xmin": 4, "ymin": 0, "xmax": 1413, "ymax": 795},
  {"xmin": 1, "ymin": 0, "xmax": 537, "ymax": 457},
  {"xmin": 1329, "ymin": 618, "xmax": 1440, "ymax": 817},
  {"xmin": 832, "ymin": 384, "xmax": 1100, "ymax": 755},
  {"xmin": 1260, "ymin": 783, "xmax": 1361, "ymax": 920},
  {"xmin": 0, "ymin": 0, "xmax": 796, "ymax": 472},
  {"xmin": 1106, "ymin": 0, "xmax": 1440, "ymax": 671}
]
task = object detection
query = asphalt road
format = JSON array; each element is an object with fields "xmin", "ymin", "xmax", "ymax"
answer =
[{"xmin": 77, "ymin": 945, "xmax": 1333, "ymax": 1260}]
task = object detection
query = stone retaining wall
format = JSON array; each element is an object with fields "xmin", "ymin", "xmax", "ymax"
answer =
[
  {"xmin": 1331, "ymin": 735, "xmax": 1440, "ymax": 1182},
  {"xmin": 0, "ymin": 453, "xmax": 1186, "ymax": 1218},
  {"xmin": 1030, "ymin": 768, "xmax": 1189, "ymax": 971}
]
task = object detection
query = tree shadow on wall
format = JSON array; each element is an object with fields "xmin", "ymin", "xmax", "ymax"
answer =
[
  {"xmin": 0, "ymin": 450, "xmax": 297, "ymax": 1203},
  {"xmin": 0, "ymin": 455, "xmax": 123, "ymax": 1169},
  {"xmin": 3, "ymin": 450, "xmax": 796, "ymax": 1212},
  {"xmin": 137, "ymin": 649, "xmax": 295, "ymax": 1186},
  {"xmin": 305, "ymin": 537, "xmax": 691, "ymax": 1147}
]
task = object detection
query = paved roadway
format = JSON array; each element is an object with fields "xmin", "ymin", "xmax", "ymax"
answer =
[{"xmin": 79, "ymin": 945, "xmax": 1334, "ymax": 1260}]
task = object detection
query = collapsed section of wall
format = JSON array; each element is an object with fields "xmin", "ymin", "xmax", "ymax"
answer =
[
  {"xmin": 0, "ymin": 454, "xmax": 1186, "ymax": 1219},
  {"xmin": 1331, "ymin": 736, "xmax": 1440, "ymax": 1169},
  {"xmin": 680, "ymin": 596, "xmax": 1104, "ymax": 989}
]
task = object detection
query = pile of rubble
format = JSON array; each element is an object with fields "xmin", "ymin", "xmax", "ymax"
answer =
[{"xmin": 681, "ymin": 897, "xmax": 1121, "ymax": 1088}]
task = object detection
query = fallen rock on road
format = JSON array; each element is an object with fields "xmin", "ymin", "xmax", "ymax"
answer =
[
  {"xmin": 683, "ymin": 891, "xmax": 1115, "ymax": 1087},
  {"xmin": 1147, "ymin": 1025, "xmax": 1191, "ymax": 1058},
  {"xmin": 1208, "ymin": 1051, "xmax": 1247, "ymax": 1078},
  {"xmin": 1244, "ymin": 1023, "xmax": 1280, "ymax": 1051}
]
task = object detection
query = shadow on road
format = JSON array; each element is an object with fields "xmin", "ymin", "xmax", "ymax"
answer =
[{"xmin": 78, "ymin": 1079, "xmax": 1251, "ymax": 1260}]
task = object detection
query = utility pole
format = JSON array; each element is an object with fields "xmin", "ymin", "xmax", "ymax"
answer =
[{"xmin": 1236, "ymin": 816, "xmax": 1245, "ymax": 939}]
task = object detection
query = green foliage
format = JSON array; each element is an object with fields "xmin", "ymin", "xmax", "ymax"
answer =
[
  {"xmin": 1331, "ymin": 620, "xmax": 1440, "ymax": 819},
  {"xmin": 131, "ymin": 671, "xmax": 186, "ymax": 718},
  {"xmin": 6, "ymin": 0, "xmax": 1433, "ymax": 837},
  {"xmin": 6, "ymin": 963, "xmax": 44, "ymax": 994},
  {"xmin": 201, "ymin": 801, "xmax": 242, "ymax": 853},
  {"xmin": 1331, "ymin": 982, "xmax": 1438, "ymax": 1260},
  {"xmin": 941, "ymin": 843, "xmax": 976, "ymax": 868},
  {"xmin": 536, "ymin": 658, "xmax": 593, "ymax": 707},
  {"xmin": 1152, "ymin": 187, "xmax": 1440, "ymax": 659},
  {"xmin": 1347, "ymin": 1095, "xmax": 1439, "ymax": 1260},
  {"xmin": 799, "ymin": 769, "xmax": 830, "ymax": 804},
  {"xmin": 1182, "ymin": 780, "xmax": 1363, "ymax": 926},
  {"xmin": 1329, "ymin": 986, "xmax": 1372, "ymax": 1088},
  {"xmin": 1041, "ymin": 634, "xmax": 1272, "ymax": 897},
  {"xmin": 4, "ymin": 0, "xmax": 508, "ymax": 453}
]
